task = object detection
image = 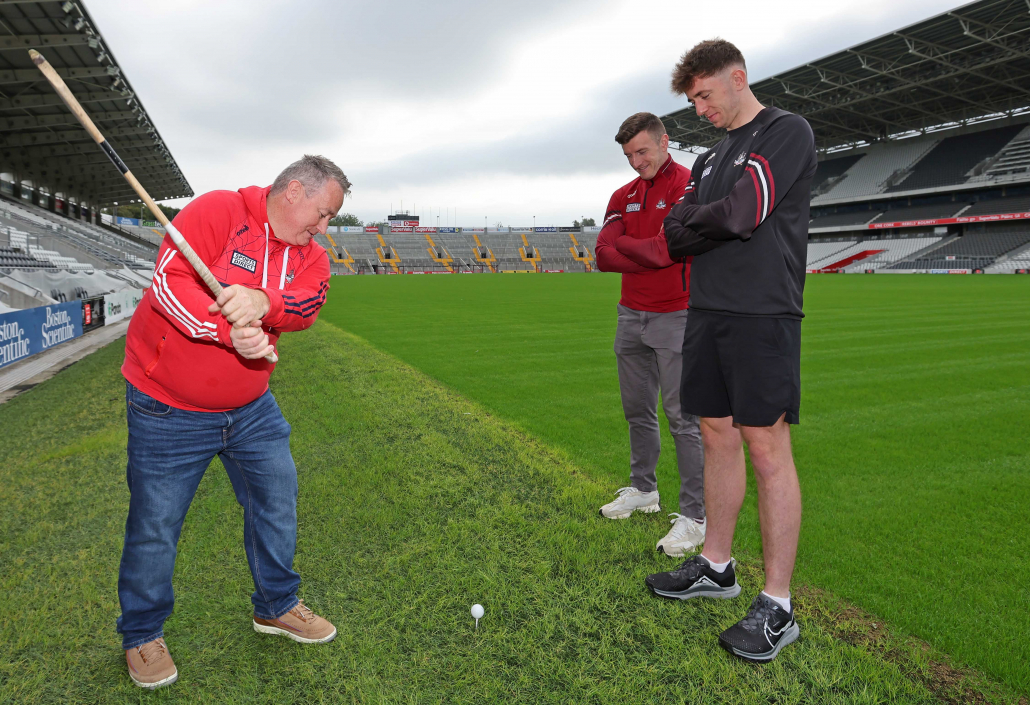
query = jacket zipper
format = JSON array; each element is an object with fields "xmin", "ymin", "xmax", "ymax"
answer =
[{"xmin": 145, "ymin": 335, "xmax": 166, "ymax": 378}]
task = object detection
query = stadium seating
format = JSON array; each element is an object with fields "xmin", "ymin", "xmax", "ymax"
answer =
[
  {"xmin": 869, "ymin": 203, "xmax": 965, "ymax": 223},
  {"xmin": 805, "ymin": 240, "xmax": 856, "ymax": 266},
  {"xmin": 989, "ymin": 247, "xmax": 1030, "ymax": 271},
  {"xmin": 322, "ymin": 229, "xmax": 599, "ymax": 274},
  {"xmin": 0, "ymin": 200, "xmax": 156, "ymax": 272},
  {"xmin": 887, "ymin": 124, "xmax": 1025, "ymax": 193},
  {"xmin": 888, "ymin": 226, "xmax": 1030, "ymax": 269},
  {"xmin": 0, "ymin": 245, "xmax": 50, "ymax": 269},
  {"xmin": 811, "ymin": 153, "xmax": 864, "ymax": 196},
  {"xmin": 807, "ymin": 241, "xmax": 876, "ymax": 270},
  {"xmin": 841, "ymin": 237, "xmax": 943, "ymax": 271},
  {"xmin": 809, "ymin": 210, "xmax": 882, "ymax": 228},
  {"xmin": 981, "ymin": 125, "xmax": 1030, "ymax": 182},
  {"xmin": 817, "ymin": 139, "xmax": 937, "ymax": 201},
  {"xmin": 962, "ymin": 193, "xmax": 1030, "ymax": 217},
  {"xmin": 809, "ymin": 122, "xmax": 1030, "ymax": 207}
]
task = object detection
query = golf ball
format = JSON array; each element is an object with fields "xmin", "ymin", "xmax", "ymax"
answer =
[{"xmin": 471, "ymin": 604, "xmax": 484, "ymax": 619}]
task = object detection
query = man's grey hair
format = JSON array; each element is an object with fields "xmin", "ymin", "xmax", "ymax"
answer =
[{"xmin": 270, "ymin": 154, "xmax": 352, "ymax": 198}]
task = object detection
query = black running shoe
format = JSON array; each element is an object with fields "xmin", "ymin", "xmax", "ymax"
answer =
[
  {"xmin": 645, "ymin": 555, "xmax": 741, "ymax": 600},
  {"xmin": 718, "ymin": 593, "xmax": 800, "ymax": 663}
]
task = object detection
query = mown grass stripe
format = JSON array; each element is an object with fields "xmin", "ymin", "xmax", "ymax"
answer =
[
  {"xmin": 0, "ymin": 318, "xmax": 1023, "ymax": 702},
  {"xmin": 319, "ymin": 273, "xmax": 1030, "ymax": 696}
]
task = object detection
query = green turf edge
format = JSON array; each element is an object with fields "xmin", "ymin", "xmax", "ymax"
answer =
[
  {"xmin": 0, "ymin": 322, "xmax": 1019, "ymax": 704},
  {"xmin": 317, "ymin": 273, "xmax": 1030, "ymax": 695}
]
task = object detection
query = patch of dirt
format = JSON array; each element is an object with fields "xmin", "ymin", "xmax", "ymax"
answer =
[{"xmin": 793, "ymin": 584, "xmax": 1027, "ymax": 705}]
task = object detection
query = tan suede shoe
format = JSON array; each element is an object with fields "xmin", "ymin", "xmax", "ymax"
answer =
[
  {"xmin": 253, "ymin": 600, "xmax": 337, "ymax": 644},
  {"xmin": 125, "ymin": 637, "xmax": 178, "ymax": 689}
]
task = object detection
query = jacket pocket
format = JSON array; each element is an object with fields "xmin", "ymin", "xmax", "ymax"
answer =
[
  {"xmin": 144, "ymin": 334, "xmax": 167, "ymax": 378},
  {"xmin": 127, "ymin": 386, "xmax": 173, "ymax": 417}
]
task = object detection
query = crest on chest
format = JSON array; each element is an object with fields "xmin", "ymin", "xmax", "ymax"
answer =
[{"xmin": 734, "ymin": 152, "xmax": 747, "ymax": 167}]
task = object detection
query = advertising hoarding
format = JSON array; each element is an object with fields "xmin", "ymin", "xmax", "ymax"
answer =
[
  {"xmin": 105, "ymin": 289, "xmax": 144, "ymax": 325},
  {"xmin": 0, "ymin": 301, "xmax": 83, "ymax": 370}
]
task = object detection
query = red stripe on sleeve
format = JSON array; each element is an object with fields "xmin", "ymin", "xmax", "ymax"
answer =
[
  {"xmin": 747, "ymin": 167, "xmax": 763, "ymax": 229},
  {"xmin": 750, "ymin": 153, "xmax": 775, "ymax": 215}
]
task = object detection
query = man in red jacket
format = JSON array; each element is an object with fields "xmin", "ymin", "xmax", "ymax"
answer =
[
  {"xmin": 594, "ymin": 113, "xmax": 706, "ymax": 557},
  {"xmin": 117, "ymin": 155, "xmax": 348, "ymax": 689}
]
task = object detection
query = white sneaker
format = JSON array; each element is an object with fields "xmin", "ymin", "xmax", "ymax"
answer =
[
  {"xmin": 599, "ymin": 487, "xmax": 660, "ymax": 519},
  {"xmin": 656, "ymin": 513, "xmax": 706, "ymax": 556}
]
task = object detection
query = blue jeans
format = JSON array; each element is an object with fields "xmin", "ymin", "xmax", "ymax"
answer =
[{"xmin": 117, "ymin": 381, "xmax": 301, "ymax": 649}]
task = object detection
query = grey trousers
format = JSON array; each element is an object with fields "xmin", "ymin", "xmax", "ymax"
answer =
[{"xmin": 614, "ymin": 304, "xmax": 705, "ymax": 518}]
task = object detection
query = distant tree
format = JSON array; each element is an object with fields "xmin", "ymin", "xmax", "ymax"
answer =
[
  {"xmin": 495, "ymin": 221, "xmax": 505, "ymax": 229},
  {"xmin": 367, "ymin": 220, "xmax": 386, "ymax": 229},
  {"xmin": 104, "ymin": 203, "xmax": 181, "ymax": 221},
  {"xmin": 330, "ymin": 213, "xmax": 362, "ymax": 226},
  {"xmin": 581, "ymin": 217, "xmax": 596, "ymax": 226},
  {"xmin": 157, "ymin": 203, "xmax": 181, "ymax": 220}
]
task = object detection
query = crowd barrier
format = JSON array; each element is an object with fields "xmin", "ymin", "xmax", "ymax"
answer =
[{"xmin": 0, "ymin": 287, "xmax": 144, "ymax": 370}]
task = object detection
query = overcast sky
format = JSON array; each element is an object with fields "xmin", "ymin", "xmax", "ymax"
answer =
[{"xmin": 89, "ymin": 0, "xmax": 966, "ymax": 226}]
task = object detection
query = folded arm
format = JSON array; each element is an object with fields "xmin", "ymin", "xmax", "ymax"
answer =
[
  {"xmin": 669, "ymin": 116, "xmax": 816, "ymax": 243},
  {"xmin": 663, "ymin": 180, "xmax": 728, "ymax": 258},
  {"xmin": 594, "ymin": 214, "xmax": 653, "ymax": 273},
  {"xmin": 614, "ymin": 226, "xmax": 681, "ymax": 268}
]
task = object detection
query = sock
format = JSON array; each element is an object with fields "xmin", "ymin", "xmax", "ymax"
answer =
[
  {"xmin": 699, "ymin": 554, "xmax": 731, "ymax": 573},
  {"xmin": 762, "ymin": 590, "xmax": 792, "ymax": 613}
]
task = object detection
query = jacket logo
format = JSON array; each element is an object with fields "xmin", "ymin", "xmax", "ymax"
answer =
[
  {"xmin": 705, "ymin": 152, "xmax": 717, "ymax": 164},
  {"xmin": 230, "ymin": 250, "xmax": 258, "ymax": 273},
  {"xmin": 235, "ymin": 224, "xmax": 250, "ymax": 238},
  {"xmin": 702, "ymin": 166, "xmax": 713, "ymax": 178},
  {"xmin": 656, "ymin": 199, "xmax": 667, "ymax": 209},
  {"xmin": 627, "ymin": 189, "xmax": 638, "ymax": 198},
  {"xmin": 626, "ymin": 203, "xmax": 641, "ymax": 212},
  {"xmin": 285, "ymin": 270, "xmax": 295, "ymax": 283},
  {"xmin": 734, "ymin": 152, "xmax": 747, "ymax": 166}
]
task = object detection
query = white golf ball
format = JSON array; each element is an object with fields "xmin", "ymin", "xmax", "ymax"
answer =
[{"xmin": 471, "ymin": 604, "xmax": 484, "ymax": 619}]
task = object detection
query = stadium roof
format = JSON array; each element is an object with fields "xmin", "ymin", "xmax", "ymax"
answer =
[
  {"xmin": 0, "ymin": 1, "xmax": 192, "ymax": 205},
  {"xmin": 662, "ymin": 0, "xmax": 1030, "ymax": 154}
]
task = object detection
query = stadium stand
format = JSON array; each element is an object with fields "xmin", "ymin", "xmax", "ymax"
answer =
[
  {"xmin": 809, "ymin": 210, "xmax": 882, "ymax": 228},
  {"xmin": 842, "ymin": 237, "xmax": 944, "ymax": 271},
  {"xmin": 321, "ymin": 227, "xmax": 596, "ymax": 275},
  {"xmin": 888, "ymin": 225, "xmax": 1030, "ymax": 269},
  {"xmin": 962, "ymin": 193, "xmax": 1030, "ymax": 217},
  {"xmin": 817, "ymin": 140, "xmax": 938, "ymax": 201},
  {"xmin": 0, "ymin": 200, "xmax": 156, "ymax": 271},
  {"xmin": 981, "ymin": 125, "xmax": 1030, "ymax": 182},
  {"xmin": 662, "ymin": 0, "xmax": 1030, "ymax": 274},
  {"xmin": 811, "ymin": 154, "xmax": 865, "ymax": 196},
  {"xmin": 0, "ymin": 1, "xmax": 190, "ymax": 316},
  {"xmin": 807, "ymin": 241, "xmax": 878, "ymax": 270},
  {"xmin": 805, "ymin": 241, "xmax": 855, "ymax": 267},
  {"xmin": 886, "ymin": 124, "xmax": 1025, "ymax": 193},
  {"xmin": 869, "ymin": 203, "xmax": 965, "ymax": 224},
  {"xmin": 988, "ymin": 245, "xmax": 1030, "ymax": 272},
  {"xmin": 0, "ymin": 246, "xmax": 50, "ymax": 270}
]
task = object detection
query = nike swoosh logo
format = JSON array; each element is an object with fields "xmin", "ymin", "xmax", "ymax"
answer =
[{"xmin": 763, "ymin": 619, "xmax": 791, "ymax": 646}]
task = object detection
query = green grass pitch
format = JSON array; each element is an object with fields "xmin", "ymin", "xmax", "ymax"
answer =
[{"xmin": 0, "ymin": 273, "xmax": 1026, "ymax": 702}]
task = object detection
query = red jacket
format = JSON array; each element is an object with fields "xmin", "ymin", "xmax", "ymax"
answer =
[
  {"xmin": 122, "ymin": 185, "xmax": 330, "ymax": 412},
  {"xmin": 594, "ymin": 155, "xmax": 691, "ymax": 312}
]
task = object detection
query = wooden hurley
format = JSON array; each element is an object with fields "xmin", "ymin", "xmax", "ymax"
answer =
[{"xmin": 28, "ymin": 49, "xmax": 277, "ymax": 363}]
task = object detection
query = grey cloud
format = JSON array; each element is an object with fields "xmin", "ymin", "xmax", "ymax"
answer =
[
  {"xmin": 349, "ymin": 0, "xmax": 967, "ymax": 192},
  {"xmin": 86, "ymin": 0, "xmax": 965, "ymax": 211}
]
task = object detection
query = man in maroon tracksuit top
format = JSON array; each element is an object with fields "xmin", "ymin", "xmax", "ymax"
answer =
[{"xmin": 594, "ymin": 112, "xmax": 706, "ymax": 557}]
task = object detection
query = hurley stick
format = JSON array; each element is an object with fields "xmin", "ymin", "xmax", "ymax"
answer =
[{"xmin": 29, "ymin": 49, "xmax": 278, "ymax": 363}]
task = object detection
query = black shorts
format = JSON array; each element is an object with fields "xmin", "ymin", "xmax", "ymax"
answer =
[{"xmin": 680, "ymin": 310, "xmax": 801, "ymax": 426}]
